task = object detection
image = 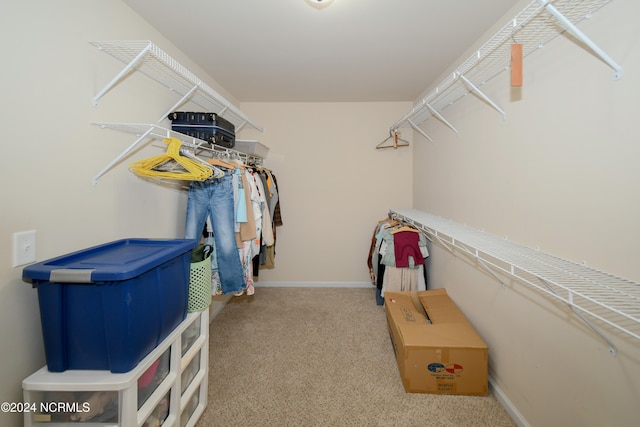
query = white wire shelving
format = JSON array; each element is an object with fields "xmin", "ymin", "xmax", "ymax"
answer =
[
  {"xmin": 390, "ymin": 208, "xmax": 640, "ymax": 355},
  {"xmin": 90, "ymin": 40, "xmax": 263, "ymax": 132},
  {"xmin": 90, "ymin": 40, "xmax": 264, "ymax": 184},
  {"xmin": 93, "ymin": 122, "xmax": 265, "ymax": 166},
  {"xmin": 390, "ymin": 0, "xmax": 619, "ymax": 141}
]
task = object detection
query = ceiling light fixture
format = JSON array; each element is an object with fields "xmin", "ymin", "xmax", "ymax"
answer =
[{"xmin": 306, "ymin": 0, "xmax": 334, "ymax": 10}]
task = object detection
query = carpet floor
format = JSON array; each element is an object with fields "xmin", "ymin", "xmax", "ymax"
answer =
[{"xmin": 196, "ymin": 287, "xmax": 515, "ymax": 427}]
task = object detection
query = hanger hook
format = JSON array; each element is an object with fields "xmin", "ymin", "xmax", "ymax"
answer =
[{"xmin": 511, "ymin": 18, "xmax": 522, "ymax": 44}]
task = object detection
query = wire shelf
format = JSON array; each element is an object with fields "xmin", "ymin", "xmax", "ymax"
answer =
[
  {"xmin": 391, "ymin": 0, "xmax": 616, "ymax": 132},
  {"xmin": 90, "ymin": 40, "xmax": 263, "ymax": 132},
  {"xmin": 390, "ymin": 208, "xmax": 640, "ymax": 353},
  {"xmin": 93, "ymin": 122, "xmax": 265, "ymax": 165},
  {"xmin": 90, "ymin": 40, "xmax": 265, "ymax": 183}
]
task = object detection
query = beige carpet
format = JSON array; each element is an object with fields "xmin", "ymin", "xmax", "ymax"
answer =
[{"xmin": 196, "ymin": 287, "xmax": 515, "ymax": 427}]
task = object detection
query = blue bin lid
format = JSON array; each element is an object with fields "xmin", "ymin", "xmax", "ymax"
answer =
[{"xmin": 23, "ymin": 238, "xmax": 197, "ymax": 283}]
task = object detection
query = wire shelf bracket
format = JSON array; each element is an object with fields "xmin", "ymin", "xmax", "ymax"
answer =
[
  {"xmin": 542, "ymin": 0, "xmax": 622, "ymax": 80},
  {"xmin": 458, "ymin": 72, "xmax": 506, "ymax": 118},
  {"xmin": 90, "ymin": 40, "xmax": 264, "ymax": 183},
  {"xmin": 389, "ymin": 0, "xmax": 621, "ymax": 140},
  {"xmin": 91, "ymin": 40, "xmax": 263, "ymax": 132},
  {"xmin": 389, "ymin": 208, "xmax": 640, "ymax": 356},
  {"xmin": 408, "ymin": 119, "xmax": 433, "ymax": 142},
  {"xmin": 425, "ymin": 102, "xmax": 459, "ymax": 134}
]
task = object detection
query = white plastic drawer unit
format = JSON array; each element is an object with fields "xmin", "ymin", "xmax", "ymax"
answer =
[
  {"xmin": 180, "ymin": 384, "xmax": 201, "ymax": 427},
  {"xmin": 23, "ymin": 310, "xmax": 209, "ymax": 427}
]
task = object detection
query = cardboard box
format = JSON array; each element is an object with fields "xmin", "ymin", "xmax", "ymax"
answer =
[{"xmin": 385, "ymin": 289, "xmax": 488, "ymax": 395}]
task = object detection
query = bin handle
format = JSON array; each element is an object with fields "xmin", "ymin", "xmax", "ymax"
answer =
[{"xmin": 50, "ymin": 269, "xmax": 95, "ymax": 283}]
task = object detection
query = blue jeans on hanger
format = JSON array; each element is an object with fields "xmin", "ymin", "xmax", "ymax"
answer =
[{"xmin": 185, "ymin": 174, "xmax": 245, "ymax": 295}]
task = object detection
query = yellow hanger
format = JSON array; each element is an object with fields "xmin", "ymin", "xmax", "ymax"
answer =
[{"xmin": 129, "ymin": 137, "xmax": 213, "ymax": 181}]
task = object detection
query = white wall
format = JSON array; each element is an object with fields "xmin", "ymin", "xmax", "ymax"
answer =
[
  {"xmin": 0, "ymin": 2, "xmax": 241, "ymax": 426},
  {"xmin": 240, "ymin": 101, "xmax": 413, "ymax": 285},
  {"xmin": 0, "ymin": 4, "xmax": 412, "ymax": 426},
  {"xmin": 411, "ymin": 0, "xmax": 640, "ymax": 425}
]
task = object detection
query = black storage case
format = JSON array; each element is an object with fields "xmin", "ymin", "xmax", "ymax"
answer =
[{"xmin": 168, "ymin": 111, "xmax": 236, "ymax": 148}]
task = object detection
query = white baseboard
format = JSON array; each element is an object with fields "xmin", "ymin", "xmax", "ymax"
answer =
[
  {"xmin": 254, "ymin": 281, "xmax": 373, "ymax": 288},
  {"xmin": 489, "ymin": 376, "xmax": 530, "ymax": 427}
]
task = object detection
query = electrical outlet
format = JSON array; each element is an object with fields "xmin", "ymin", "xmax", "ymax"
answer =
[{"xmin": 13, "ymin": 230, "xmax": 37, "ymax": 267}]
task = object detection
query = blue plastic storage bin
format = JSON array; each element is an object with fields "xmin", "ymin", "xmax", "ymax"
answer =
[{"xmin": 23, "ymin": 238, "xmax": 196, "ymax": 373}]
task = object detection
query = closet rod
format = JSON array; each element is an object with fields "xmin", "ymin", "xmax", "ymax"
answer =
[{"xmin": 92, "ymin": 123, "xmax": 264, "ymax": 184}]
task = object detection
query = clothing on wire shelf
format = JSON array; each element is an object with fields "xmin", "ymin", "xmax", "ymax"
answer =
[
  {"xmin": 128, "ymin": 136, "xmax": 283, "ymax": 297},
  {"xmin": 367, "ymin": 218, "xmax": 429, "ymax": 305}
]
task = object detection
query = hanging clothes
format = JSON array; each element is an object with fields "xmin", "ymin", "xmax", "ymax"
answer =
[
  {"xmin": 128, "ymin": 135, "xmax": 283, "ymax": 297},
  {"xmin": 245, "ymin": 168, "xmax": 278, "ymax": 281},
  {"xmin": 260, "ymin": 169, "xmax": 281, "ymax": 270},
  {"xmin": 368, "ymin": 219, "xmax": 395, "ymax": 305},
  {"xmin": 184, "ymin": 173, "xmax": 246, "ymax": 295},
  {"xmin": 236, "ymin": 169, "xmax": 257, "ymax": 244},
  {"xmin": 392, "ymin": 231, "xmax": 424, "ymax": 268},
  {"xmin": 175, "ymin": 148, "xmax": 282, "ymax": 296},
  {"xmin": 368, "ymin": 218, "xmax": 429, "ymax": 305},
  {"xmin": 234, "ymin": 169, "xmax": 258, "ymax": 296},
  {"xmin": 383, "ymin": 266, "xmax": 423, "ymax": 292},
  {"xmin": 271, "ymin": 173, "xmax": 284, "ymax": 228}
]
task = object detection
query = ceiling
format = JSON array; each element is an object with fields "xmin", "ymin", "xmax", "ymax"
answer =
[{"xmin": 123, "ymin": 0, "xmax": 521, "ymax": 102}]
